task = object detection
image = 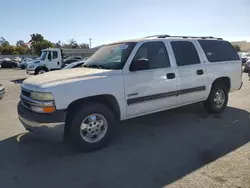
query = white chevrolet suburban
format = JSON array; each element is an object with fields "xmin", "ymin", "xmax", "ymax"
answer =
[{"xmin": 18, "ymin": 35, "xmax": 243, "ymax": 151}]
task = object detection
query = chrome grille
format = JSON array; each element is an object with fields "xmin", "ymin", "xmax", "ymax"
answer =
[{"xmin": 21, "ymin": 89, "xmax": 31, "ymax": 98}]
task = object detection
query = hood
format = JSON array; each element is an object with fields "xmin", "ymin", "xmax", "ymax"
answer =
[
  {"xmin": 23, "ymin": 68, "xmax": 111, "ymax": 88},
  {"xmin": 27, "ymin": 60, "xmax": 41, "ymax": 65}
]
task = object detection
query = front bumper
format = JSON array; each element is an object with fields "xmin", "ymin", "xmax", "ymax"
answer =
[{"xmin": 17, "ymin": 101, "xmax": 66, "ymax": 141}]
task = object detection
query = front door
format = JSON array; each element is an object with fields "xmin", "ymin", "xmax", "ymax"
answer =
[
  {"xmin": 123, "ymin": 41, "xmax": 178, "ymax": 118},
  {"xmin": 47, "ymin": 51, "xmax": 61, "ymax": 70},
  {"xmin": 170, "ymin": 40, "xmax": 208, "ymax": 105}
]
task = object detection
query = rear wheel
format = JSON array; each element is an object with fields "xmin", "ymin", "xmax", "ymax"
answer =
[
  {"xmin": 203, "ymin": 83, "xmax": 228, "ymax": 114},
  {"xmin": 68, "ymin": 103, "xmax": 116, "ymax": 151}
]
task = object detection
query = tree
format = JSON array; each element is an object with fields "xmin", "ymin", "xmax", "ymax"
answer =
[
  {"xmin": 62, "ymin": 39, "xmax": 89, "ymax": 49},
  {"xmin": 0, "ymin": 45, "xmax": 15, "ymax": 55},
  {"xmin": 233, "ymin": 44, "xmax": 241, "ymax": 52},
  {"xmin": 68, "ymin": 38, "xmax": 78, "ymax": 48},
  {"xmin": 30, "ymin": 33, "xmax": 44, "ymax": 44},
  {"xmin": 16, "ymin": 46, "xmax": 31, "ymax": 54},
  {"xmin": 79, "ymin": 43, "xmax": 89, "ymax": 49},
  {"xmin": 32, "ymin": 40, "xmax": 54, "ymax": 55},
  {"xmin": 16, "ymin": 40, "xmax": 25, "ymax": 46},
  {"xmin": 62, "ymin": 38, "xmax": 79, "ymax": 48},
  {"xmin": 55, "ymin": 40, "xmax": 62, "ymax": 48},
  {"xmin": 0, "ymin": 37, "xmax": 10, "ymax": 46}
]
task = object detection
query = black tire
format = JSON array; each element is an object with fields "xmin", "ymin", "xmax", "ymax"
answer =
[
  {"xmin": 68, "ymin": 102, "xmax": 116, "ymax": 152},
  {"xmin": 203, "ymin": 83, "xmax": 228, "ymax": 114},
  {"xmin": 34, "ymin": 67, "xmax": 47, "ymax": 75},
  {"xmin": 21, "ymin": 65, "xmax": 25, "ymax": 69}
]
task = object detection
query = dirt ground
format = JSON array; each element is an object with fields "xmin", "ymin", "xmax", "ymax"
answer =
[{"xmin": 0, "ymin": 68, "xmax": 250, "ymax": 188}]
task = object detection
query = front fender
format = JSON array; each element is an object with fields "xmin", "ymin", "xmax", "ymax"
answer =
[{"xmin": 45, "ymin": 75, "xmax": 127, "ymax": 119}]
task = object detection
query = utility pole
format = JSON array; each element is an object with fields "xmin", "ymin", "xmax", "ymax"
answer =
[{"xmin": 89, "ymin": 38, "xmax": 92, "ymax": 48}]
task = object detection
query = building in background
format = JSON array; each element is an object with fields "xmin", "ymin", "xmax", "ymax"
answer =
[{"xmin": 231, "ymin": 41, "xmax": 250, "ymax": 52}]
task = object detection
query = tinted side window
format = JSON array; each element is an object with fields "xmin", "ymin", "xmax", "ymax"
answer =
[
  {"xmin": 171, "ymin": 41, "xmax": 201, "ymax": 66},
  {"xmin": 198, "ymin": 40, "xmax": 240, "ymax": 62},
  {"xmin": 133, "ymin": 42, "xmax": 170, "ymax": 69},
  {"xmin": 52, "ymin": 51, "xmax": 58, "ymax": 59}
]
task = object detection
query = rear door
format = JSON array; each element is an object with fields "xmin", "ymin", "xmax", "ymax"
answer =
[{"xmin": 170, "ymin": 40, "xmax": 208, "ymax": 105}]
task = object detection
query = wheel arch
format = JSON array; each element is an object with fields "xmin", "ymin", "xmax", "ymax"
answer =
[
  {"xmin": 35, "ymin": 66, "xmax": 49, "ymax": 74},
  {"xmin": 212, "ymin": 77, "xmax": 231, "ymax": 91},
  {"xmin": 64, "ymin": 94, "xmax": 121, "ymax": 137}
]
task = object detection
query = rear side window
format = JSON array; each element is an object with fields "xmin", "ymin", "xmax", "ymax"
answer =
[
  {"xmin": 171, "ymin": 41, "xmax": 201, "ymax": 66},
  {"xmin": 198, "ymin": 40, "xmax": 240, "ymax": 62}
]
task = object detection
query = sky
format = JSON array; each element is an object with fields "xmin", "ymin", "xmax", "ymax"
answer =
[{"xmin": 1, "ymin": 0, "xmax": 249, "ymax": 47}]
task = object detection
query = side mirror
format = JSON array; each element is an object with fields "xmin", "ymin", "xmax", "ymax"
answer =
[
  {"xmin": 130, "ymin": 59, "xmax": 150, "ymax": 72},
  {"xmin": 48, "ymin": 52, "xmax": 52, "ymax": 61}
]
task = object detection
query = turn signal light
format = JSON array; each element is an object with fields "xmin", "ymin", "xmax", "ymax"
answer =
[{"xmin": 43, "ymin": 106, "xmax": 56, "ymax": 113}]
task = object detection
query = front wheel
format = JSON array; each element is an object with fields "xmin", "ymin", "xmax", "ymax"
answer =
[
  {"xmin": 35, "ymin": 68, "xmax": 47, "ymax": 75},
  {"xmin": 68, "ymin": 103, "xmax": 116, "ymax": 151},
  {"xmin": 203, "ymin": 84, "xmax": 228, "ymax": 114}
]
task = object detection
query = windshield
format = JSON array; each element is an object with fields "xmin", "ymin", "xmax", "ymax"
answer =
[
  {"xmin": 84, "ymin": 42, "xmax": 136, "ymax": 70},
  {"xmin": 38, "ymin": 51, "xmax": 48, "ymax": 60}
]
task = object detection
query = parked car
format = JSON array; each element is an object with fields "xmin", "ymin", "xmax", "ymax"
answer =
[
  {"xmin": 71, "ymin": 56, "xmax": 83, "ymax": 60},
  {"xmin": 2, "ymin": 58, "xmax": 10, "ymax": 61},
  {"xmin": 239, "ymin": 52, "xmax": 250, "ymax": 64},
  {"xmin": 63, "ymin": 56, "xmax": 83, "ymax": 60},
  {"xmin": 12, "ymin": 57, "xmax": 22, "ymax": 63},
  {"xmin": 0, "ymin": 84, "xmax": 5, "ymax": 99},
  {"xmin": 83, "ymin": 57, "xmax": 89, "ymax": 61},
  {"xmin": 18, "ymin": 35, "xmax": 242, "ymax": 151},
  {"xmin": 62, "ymin": 60, "xmax": 85, "ymax": 69},
  {"xmin": 0, "ymin": 60, "xmax": 18, "ymax": 68},
  {"xmin": 18, "ymin": 57, "xmax": 33, "ymax": 69},
  {"xmin": 62, "ymin": 58, "xmax": 80, "ymax": 67},
  {"xmin": 244, "ymin": 59, "xmax": 250, "ymax": 73}
]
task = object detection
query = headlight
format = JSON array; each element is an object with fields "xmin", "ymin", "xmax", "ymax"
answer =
[{"xmin": 30, "ymin": 92, "xmax": 54, "ymax": 101}]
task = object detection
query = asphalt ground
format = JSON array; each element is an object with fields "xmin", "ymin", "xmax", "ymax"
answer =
[{"xmin": 0, "ymin": 68, "xmax": 249, "ymax": 188}]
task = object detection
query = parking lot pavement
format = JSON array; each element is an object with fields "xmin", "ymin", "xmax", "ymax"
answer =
[{"xmin": 0, "ymin": 68, "xmax": 249, "ymax": 188}]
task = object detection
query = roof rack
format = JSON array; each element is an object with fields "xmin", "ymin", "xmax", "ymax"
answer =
[
  {"xmin": 171, "ymin": 36, "xmax": 223, "ymax": 40},
  {"xmin": 145, "ymin": 34, "xmax": 170, "ymax": 38},
  {"xmin": 144, "ymin": 35, "xmax": 223, "ymax": 40}
]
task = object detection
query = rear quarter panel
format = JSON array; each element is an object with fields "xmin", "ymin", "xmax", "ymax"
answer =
[
  {"xmin": 204, "ymin": 60, "xmax": 242, "ymax": 94},
  {"xmin": 196, "ymin": 41, "xmax": 242, "ymax": 98}
]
